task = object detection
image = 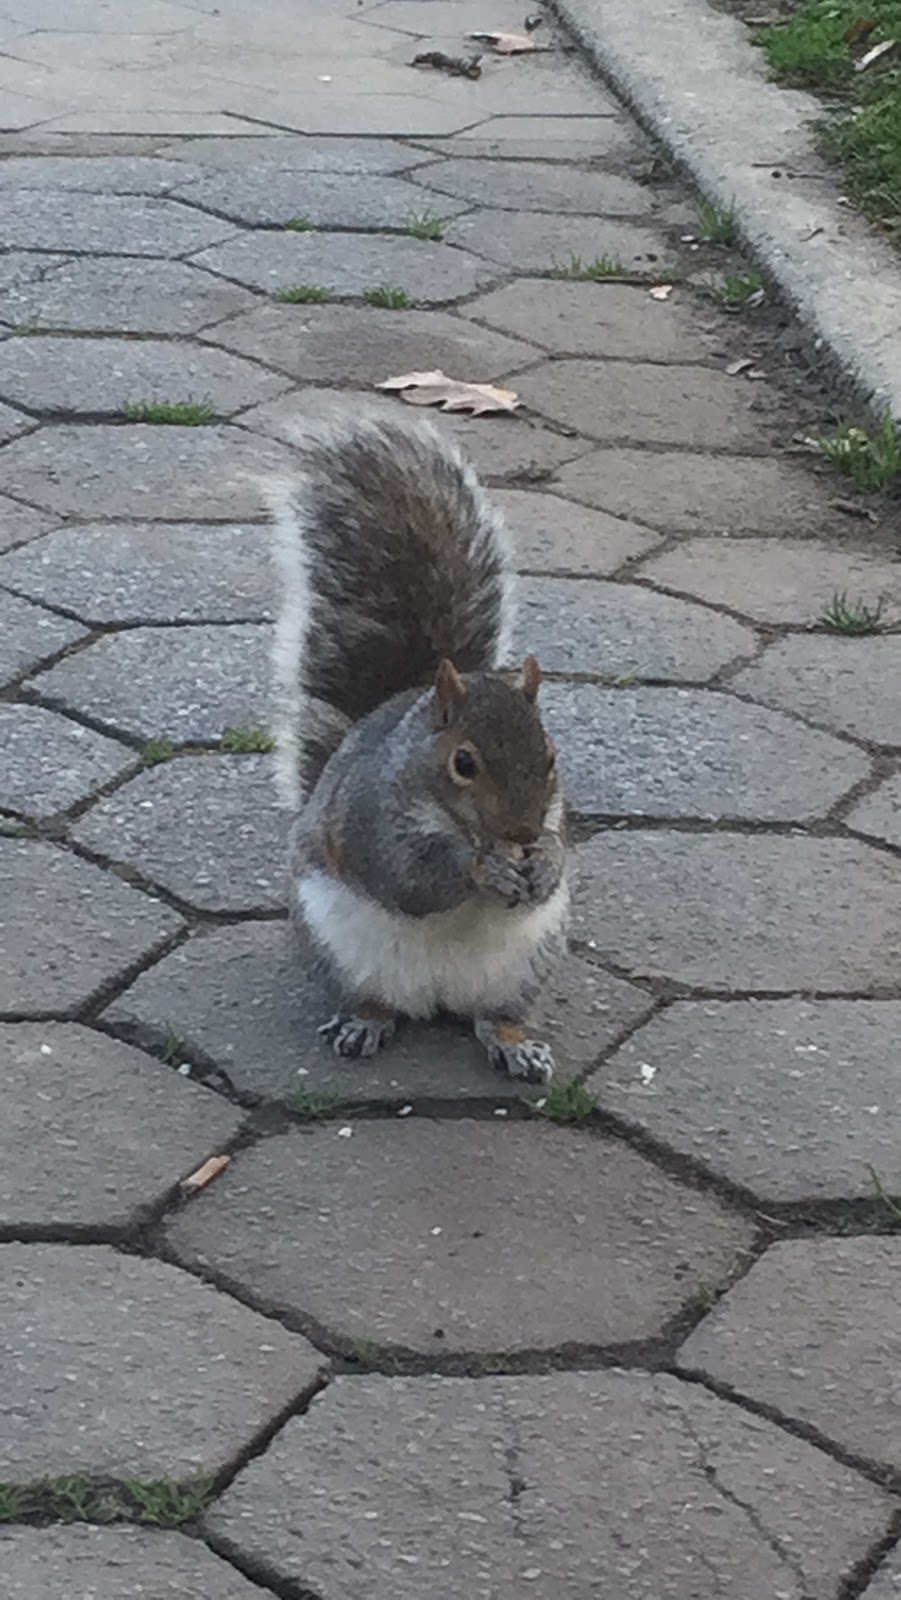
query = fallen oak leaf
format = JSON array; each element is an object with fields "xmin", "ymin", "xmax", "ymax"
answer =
[
  {"xmin": 411, "ymin": 49, "xmax": 482, "ymax": 77},
  {"xmin": 468, "ymin": 29, "xmax": 553, "ymax": 53},
  {"xmin": 376, "ymin": 369, "xmax": 520, "ymax": 415},
  {"xmin": 180, "ymin": 1154, "xmax": 231, "ymax": 1194}
]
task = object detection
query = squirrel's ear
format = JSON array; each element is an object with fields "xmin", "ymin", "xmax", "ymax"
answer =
[
  {"xmin": 519, "ymin": 655, "xmax": 541, "ymax": 703},
  {"xmin": 433, "ymin": 657, "xmax": 467, "ymax": 726}
]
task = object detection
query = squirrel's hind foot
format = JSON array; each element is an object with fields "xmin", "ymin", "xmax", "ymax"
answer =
[
  {"xmin": 475, "ymin": 1019, "xmax": 554, "ymax": 1084},
  {"xmin": 319, "ymin": 1011, "xmax": 397, "ymax": 1059}
]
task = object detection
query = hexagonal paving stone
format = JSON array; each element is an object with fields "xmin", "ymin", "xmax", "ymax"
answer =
[
  {"xmin": 446, "ymin": 113, "xmax": 644, "ymax": 159},
  {"xmin": 2, "ymin": 191, "xmax": 239, "ymax": 255},
  {"xmin": 5, "ymin": 258, "xmax": 258, "ymax": 334},
  {"xmin": 0, "ymin": 1022, "xmax": 242, "ymax": 1231},
  {"xmin": 0, "ymin": 336, "xmax": 290, "ymax": 418},
  {"xmin": 73, "ymin": 756, "xmax": 287, "ymax": 914},
  {"xmin": 594, "ymin": 999, "xmax": 901, "ymax": 1202},
  {"xmin": 0, "ymin": 703, "xmax": 134, "ymax": 819},
  {"xmin": 156, "ymin": 134, "xmax": 436, "ymax": 172},
  {"xmin": 517, "ymin": 359, "xmax": 786, "ymax": 450},
  {"xmin": 202, "ymin": 1371, "xmax": 891, "ymax": 1600},
  {"xmin": 847, "ymin": 774, "xmax": 901, "ymax": 849},
  {"xmin": 443, "ymin": 211, "xmax": 670, "ymax": 272},
  {"xmin": 167, "ymin": 1121, "xmax": 753, "ymax": 1352},
  {"xmin": 33, "ymin": 625, "xmax": 271, "ymax": 743},
  {"xmin": 0, "ymin": 590, "xmax": 87, "ymax": 687},
  {"xmin": 411, "ymin": 157, "xmax": 652, "ymax": 214},
  {"xmin": 571, "ymin": 832, "xmax": 901, "ymax": 993},
  {"xmin": 2, "ymin": 522, "xmax": 274, "ymax": 624},
  {"xmin": 641, "ymin": 536, "xmax": 901, "ymax": 624},
  {"xmin": 0, "ymin": 1243, "xmax": 325, "ymax": 1480},
  {"xmin": 678, "ymin": 1239, "xmax": 901, "ymax": 1472},
  {"xmin": 2, "ymin": 1527, "xmax": 268, "ymax": 1600},
  {"xmin": 541, "ymin": 683, "xmax": 869, "ymax": 820},
  {"xmin": 202, "ymin": 302, "xmax": 540, "ymax": 386},
  {"xmin": 0, "ymin": 425, "xmax": 288, "ymax": 519},
  {"xmin": 0, "ymin": 839, "xmax": 183, "ymax": 1017},
  {"xmin": 463, "ymin": 279, "xmax": 726, "ymax": 361},
  {"xmin": 510, "ymin": 578, "xmax": 755, "ymax": 678},
  {"xmin": 173, "ymin": 169, "xmax": 469, "ymax": 227},
  {"xmin": 0, "ymin": 156, "xmax": 205, "ymax": 193},
  {"xmin": 733, "ymin": 636, "xmax": 901, "ymax": 746},
  {"xmin": 103, "ymin": 920, "xmax": 654, "ymax": 1104},
  {"xmin": 494, "ymin": 488, "xmax": 661, "ymax": 574},
  {"xmin": 190, "ymin": 232, "xmax": 494, "ymax": 302},
  {"xmin": 0, "ymin": 494, "xmax": 53, "ymax": 554},
  {"xmin": 556, "ymin": 447, "xmax": 853, "ymax": 537}
]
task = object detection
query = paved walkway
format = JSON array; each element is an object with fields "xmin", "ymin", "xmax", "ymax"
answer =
[{"xmin": 2, "ymin": 2, "xmax": 901, "ymax": 1596}]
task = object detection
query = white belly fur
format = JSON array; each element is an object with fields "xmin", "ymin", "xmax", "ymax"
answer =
[{"xmin": 297, "ymin": 869, "xmax": 569, "ymax": 1018}]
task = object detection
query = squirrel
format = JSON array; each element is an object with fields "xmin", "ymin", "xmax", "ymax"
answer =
[{"xmin": 265, "ymin": 406, "xmax": 568, "ymax": 1084}]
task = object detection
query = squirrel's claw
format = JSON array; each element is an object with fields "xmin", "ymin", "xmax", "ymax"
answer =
[
  {"xmin": 319, "ymin": 1012, "xmax": 397, "ymax": 1059},
  {"xmin": 475, "ymin": 1019, "xmax": 555, "ymax": 1083}
]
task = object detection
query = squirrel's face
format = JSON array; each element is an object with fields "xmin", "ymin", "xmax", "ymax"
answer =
[{"xmin": 430, "ymin": 658, "xmax": 559, "ymax": 847}]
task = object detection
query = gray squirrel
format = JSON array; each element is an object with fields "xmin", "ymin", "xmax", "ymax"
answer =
[{"xmin": 266, "ymin": 407, "xmax": 568, "ymax": 1083}]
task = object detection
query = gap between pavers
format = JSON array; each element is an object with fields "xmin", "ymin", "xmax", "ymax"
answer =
[{"xmin": 552, "ymin": 0, "xmax": 901, "ymax": 415}]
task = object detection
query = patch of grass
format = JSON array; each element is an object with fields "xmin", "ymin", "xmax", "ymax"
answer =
[
  {"xmin": 761, "ymin": 3, "xmax": 901, "ymax": 236},
  {"xmin": 272, "ymin": 284, "xmax": 332, "ymax": 304},
  {"xmin": 290, "ymin": 1088, "xmax": 351, "ymax": 1121},
  {"xmin": 347, "ymin": 1336, "xmax": 381, "ymax": 1365},
  {"xmin": 0, "ymin": 1483, "xmax": 35, "ymax": 1522},
  {"xmin": 405, "ymin": 209, "xmax": 448, "ymax": 240},
  {"xmin": 814, "ymin": 415, "xmax": 901, "ymax": 492},
  {"xmin": 38, "ymin": 1476, "xmax": 118, "ymax": 1524},
  {"xmin": 867, "ymin": 1163, "xmax": 901, "ymax": 1223},
  {"xmin": 162, "ymin": 1030, "xmax": 186, "ymax": 1065},
  {"xmin": 363, "ymin": 285, "xmax": 412, "ymax": 309},
  {"xmin": 143, "ymin": 737, "xmax": 175, "ymax": 765},
  {"xmin": 820, "ymin": 590, "xmax": 888, "ymax": 634},
  {"xmin": 697, "ymin": 197, "xmax": 739, "ymax": 245},
  {"xmin": 122, "ymin": 1477, "xmax": 214, "ymax": 1527},
  {"xmin": 220, "ymin": 725, "xmax": 276, "ymax": 753},
  {"xmin": 535, "ymin": 1078, "xmax": 596, "ymax": 1124},
  {"xmin": 555, "ymin": 252, "xmax": 626, "ymax": 280},
  {"xmin": 282, "ymin": 216, "xmax": 316, "ymax": 231},
  {"xmin": 122, "ymin": 398, "xmax": 215, "ymax": 426},
  {"xmin": 712, "ymin": 270, "xmax": 765, "ymax": 309}
]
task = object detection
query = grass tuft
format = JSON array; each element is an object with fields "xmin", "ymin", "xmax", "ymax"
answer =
[
  {"xmin": 282, "ymin": 216, "xmax": 316, "ymax": 231},
  {"xmin": 220, "ymin": 725, "xmax": 276, "ymax": 753},
  {"xmin": 122, "ymin": 398, "xmax": 215, "ymax": 426},
  {"xmin": 0, "ymin": 1483, "xmax": 36, "ymax": 1522},
  {"xmin": 820, "ymin": 590, "xmax": 889, "ymax": 634},
  {"xmin": 290, "ymin": 1088, "xmax": 351, "ymax": 1121},
  {"xmin": 697, "ymin": 197, "xmax": 739, "ymax": 244},
  {"xmin": 273, "ymin": 284, "xmax": 332, "ymax": 304},
  {"xmin": 363, "ymin": 285, "xmax": 412, "ymax": 308},
  {"xmin": 143, "ymin": 737, "xmax": 175, "ymax": 766},
  {"xmin": 405, "ymin": 209, "xmax": 448, "ymax": 240},
  {"xmin": 867, "ymin": 1163, "xmax": 901, "ymax": 1223},
  {"xmin": 535, "ymin": 1078, "xmax": 596, "ymax": 1124},
  {"xmin": 814, "ymin": 415, "xmax": 901, "ymax": 492},
  {"xmin": 122, "ymin": 1477, "xmax": 214, "ymax": 1527},
  {"xmin": 712, "ymin": 270, "xmax": 765, "ymax": 309},
  {"xmin": 555, "ymin": 252, "xmax": 625, "ymax": 280}
]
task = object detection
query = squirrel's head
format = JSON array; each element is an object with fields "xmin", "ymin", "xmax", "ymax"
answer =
[{"xmin": 429, "ymin": 657, "xmax": 559, "ymax": 847}]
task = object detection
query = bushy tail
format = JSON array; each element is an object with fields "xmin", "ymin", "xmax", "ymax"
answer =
[{"xmin": 266, "ymin": 406, "xmax": 513, "ymax": 807}]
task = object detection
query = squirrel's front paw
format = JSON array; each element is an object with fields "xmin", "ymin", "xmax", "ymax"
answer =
[
  {"xmin": 319, "ymin": 1011, "xmax": 396, "ymax": 1059},
  {"xmin": 475, "ymin": 850, "xmax": 532, "ymax": 906},
  {"xmin": 475, "ymin": 1019, "xmax": 555, "ymax": 1084},
  {"xmin": 521, "ymin": 851, "xmax": 562, "ymax": 906}
]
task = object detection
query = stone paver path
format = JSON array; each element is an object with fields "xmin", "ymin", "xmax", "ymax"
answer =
[{"xmin": 2, "ymin": 3, "xmax": 901, "ymax": 1597}]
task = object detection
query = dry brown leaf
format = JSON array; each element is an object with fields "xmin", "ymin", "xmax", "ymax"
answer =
[
  {"xmin": 468, "ymin": 29, "xmax": 550, "ymax": 53},
  {"xmin": 725, "ymin": 357, "xmax": 754, "ymax": 376},
  {"xmin": 376, "ymin": 369, "xmax": 520, "ymax": 414},
  {"xmin": 855, "ymin": 37, "xmax": 898, "ymax": 71},
  {"xmin": 181, "ymin": 1154, "xmax": 230, "ymax": 1193},
  {"xmin": 846, "ymin": 18, "xmax": 877, "ymax": 46},
  {"xmin": 649, "ymin": 284, "xmax": 673, "ymax": 300}
]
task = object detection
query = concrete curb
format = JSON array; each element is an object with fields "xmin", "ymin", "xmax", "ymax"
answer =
[{"xmin": 552, "ymin": 0, "xmax": 901, "ymax": 416}]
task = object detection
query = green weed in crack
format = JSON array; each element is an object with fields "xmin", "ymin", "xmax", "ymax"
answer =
[
  {"xmin": 220, "ymin": 725, "xmax": 276, "ymax": 753},
  {"xmin": 534, "ymin": 1078, "xmax": 596, "ymax": 1124},
  {"xmin": 814, "ymin": 416, "xmax": 901, "ymax": 492},
  {"xmin": 0, "ymin": 1483, "xmax": 34, "ymax": 1522},
  {"xmin": 290, "ymin": 1088, "xmax": 351, "ymax": 1122},
  {"xmin": 143, "ymin": 737, "xmax": 175, "ymax": 766},
  {"xmin": 273, "ymin": 284, "xmax": 332, "ymax": 304},
  {"xmin": 711, "ymin": 271, "xmax": 765, "ymax": 310},
  {"xmin": 405, "ymin": 210, "xmax": 448, "ymax": 241},
  {"xmin": 696, "ymin": 197, "xmax": 739, "ymax": 245},
  {"xmin": 122, "ymin": 398, "xmax": 215, "ymax": 426},
  {"xmin": 363, "ymin": 285, "xmax": 412, "ymax": 309},
  {"xmin": 820, "ymin": 590, "xmax": 891, "ymax": 635},
  {"xmin": 867, "ymin": 1165, "xmax": 901, "ymax": 1225},
  {"xmin": 555, "ymin": 252, "xmax": 625, "ymax": 281},
  {"xmin": 122, "ymin": 1476, "xmax": 215, "ymax": 1527},
  {"xmin": 282, "ymin": 216, "xmax": 316, "ymax": 232}
]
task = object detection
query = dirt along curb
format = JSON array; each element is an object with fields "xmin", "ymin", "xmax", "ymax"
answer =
[{"xmin": 551, "ymin": 0, "xmax": 901, "ymax": 419}]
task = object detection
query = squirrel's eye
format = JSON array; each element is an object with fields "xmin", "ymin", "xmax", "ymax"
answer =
[{"xmin": 453, "ymin": 748, "xmax": 478, "ymax": 780}]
